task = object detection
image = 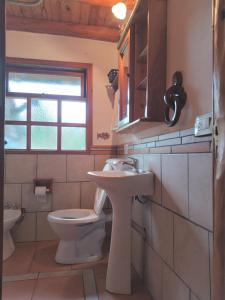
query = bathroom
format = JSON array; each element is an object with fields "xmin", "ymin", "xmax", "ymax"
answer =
[{"xmin": 0, "ymin": 0, "xmax": 224, "ymax": 299}]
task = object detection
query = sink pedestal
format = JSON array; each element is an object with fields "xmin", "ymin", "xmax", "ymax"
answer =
[
  {"xmin": 87, "ymin": 170, "xmax": 154, "ymax": 295},
  {"xmin": 106, "ymin": 192, "xmax": 132, "ymax": 294}
]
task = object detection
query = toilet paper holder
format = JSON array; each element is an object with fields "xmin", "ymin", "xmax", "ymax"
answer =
[{"xmin": 33, "ymin": 179, "xmax": 53, "ymax": 194}]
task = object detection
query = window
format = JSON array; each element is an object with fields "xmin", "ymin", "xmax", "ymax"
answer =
[{"xmin": 5, "ymin": 59, "xmax": 92, "ymax": 153}]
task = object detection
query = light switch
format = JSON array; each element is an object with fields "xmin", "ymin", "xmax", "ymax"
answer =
[{"xmin": 194, "ymin": 113, "xmax": 212, "ymax": 136}]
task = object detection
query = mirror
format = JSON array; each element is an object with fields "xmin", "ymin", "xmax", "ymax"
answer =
[{"xmin": 118, "ymin": 31, "xmax": 130, "ymax": 127}]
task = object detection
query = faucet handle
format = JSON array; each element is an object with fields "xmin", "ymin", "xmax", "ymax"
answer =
[{"xmin": 127, "ymin": 157, "xmax": 138, "ymax": 168}]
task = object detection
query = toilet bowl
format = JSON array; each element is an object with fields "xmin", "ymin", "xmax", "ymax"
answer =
[
  {"xmin": 3, "ymin": 209, "xmax": 21, "ymax": 261},
  {"xmin": 48, "ymin": 159, "xmax": 130, "ymax": 265},
  {"xmin": 48, "ymin": 208, "xmax": 106, "ymax": 264}
]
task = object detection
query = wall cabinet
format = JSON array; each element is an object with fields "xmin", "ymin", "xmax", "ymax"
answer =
[{"xmin": 117, "ymin": 0, "xmax": 167, "ymax": 132}]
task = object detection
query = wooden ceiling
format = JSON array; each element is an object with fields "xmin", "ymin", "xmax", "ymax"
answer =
[{"xmin": 6, "ymin": 0, "xmax": 136, "ymax": 42}]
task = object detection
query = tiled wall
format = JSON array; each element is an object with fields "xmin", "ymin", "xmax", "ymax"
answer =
[
  {"xmin": 4, "ymin": 154, "xmax": 112, "ymax": 242},
  {"xmin": 123, "ymin": 129, "xmax": 213, "ymax": 300}
]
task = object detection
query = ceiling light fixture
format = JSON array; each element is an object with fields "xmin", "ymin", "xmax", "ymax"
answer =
[{"xmin": 112, "ymin": 2, "xmax": 127, "ymax": 20}]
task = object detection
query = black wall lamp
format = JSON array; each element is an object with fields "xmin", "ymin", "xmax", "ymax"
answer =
[{"xmin": 164, "ymin": 71, "xmax": 187, "ymax": 127}]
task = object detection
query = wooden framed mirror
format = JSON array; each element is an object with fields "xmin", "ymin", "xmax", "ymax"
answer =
[{"xmin": 118, "ymin": 31, "xmax": 131, "ymax": 127}]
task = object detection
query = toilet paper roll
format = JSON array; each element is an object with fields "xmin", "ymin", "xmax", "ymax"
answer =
[{"xmin": 35, "ymin": 186, "xmax": 47, "ymax": 196}]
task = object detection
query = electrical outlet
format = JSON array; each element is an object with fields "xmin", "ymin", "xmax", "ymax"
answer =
[{"xmin": 194, "ymin": 113, "xmax": 212, "ymax": 136}]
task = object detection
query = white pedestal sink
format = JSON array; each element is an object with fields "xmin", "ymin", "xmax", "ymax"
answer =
[{"xmin": 87, "ymin": 170, "xmax": 154, "ymax": 294}]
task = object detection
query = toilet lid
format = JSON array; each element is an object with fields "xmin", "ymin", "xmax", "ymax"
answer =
[
  {"xmin": 94, "ymin": 188, "xmax": 107, "ymax": 215},
  {"xmin": 93, "ymin": 162, "xmax": 112, "ymax": 215}
]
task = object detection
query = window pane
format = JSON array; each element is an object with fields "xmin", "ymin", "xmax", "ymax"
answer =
[
  {"xmin": 31, "ymin": 126, "xmax": 57, "ymax": 150},
  {"xmin": 61, "ymin": 127, "xmax": 86, "ymax": 150},
  {"xmin": 61, "ymin": 101, "xmax": 86, "ymax": 124},
  {"xmin": 5, "ymin": 98, "xmax": 27, "ymax": 121},
  {"xmin": 31, "ymin": 99, "xmax": 57, "ymax": 122},
  {"xmin": 5, "ymin": 125, "xmax": 27, "ymax": 149},
  {"xmin": 8, "ymin": 72, "xmax": 82, "ymax": 96}
]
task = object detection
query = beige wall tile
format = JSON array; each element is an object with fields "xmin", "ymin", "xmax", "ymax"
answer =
[
  {"xmin": 144, "ymin": 201, "xmax": 152, "ymax": 243},
  {"xmin": 143, "ymin": 154, "xmax": 161, "ymax": 204},
  {"xmin": 145, "ymin": 244, "xmax": 163, "ymax": 300},
  {"xmin": 174, "ymin": 216, "xmax": 210, "ymax": 300},
  {"xmin": 191, "ymin": 292, "xmax": 200, "ymax": 300},
  {"xmin": 162, "ymin": 154, "xmax": 188, "ymax": 217},
  {"xmin": 5, "ymin": 155, "xmax": 37, "ymax": 183},
  {"xmin": 94, "ymin": 155, "xmax": 112, "ymax": 170},
  {"xmin": 4, "ymin": 184, "xmax": 22, "ymax": 208},
  {"xmin": 209, "ymin": 232, "xmax": 213, "ymax": 300},
  {"xmin": 36, "ymin": 212, "xmax": 57, "ymax": 241},
  {"xmin": 81, "ymin": 181, "xmax": 96, "ymax": 209},
  {"xmin": 37, "ymin": 155, "xmax": 66, "ymax": 182},
  {"xmin": 163, "ymin": 264, "xmax": 189, "ymax": 300},
  {"xmin": 13, "ymin": 213, "xmax": 36, "ymax": 242},
  {"xmin": 22, "ymin": 184, "xmax": 51, "ymax": 212},
  {"xmin": 67, "ymin": 155, "xmax": 94, "ymax": 182},
  {"xmin": 132, "ymin": 229, "xmax": 144, "ymax": 279},
  {"xmin": 152, "ymin": 203, "xmax": 173, "ymax": 267},
  {"xmin": 189, "ymin": 153, "xmax": 213, "ymax": 230},
  {"xmin": 132, "ymin": 199, "xmax": 145, "ymax": 228},
  {"xmin": 53, "ymin": 183, "xmax": 80, "ymax": 210}
]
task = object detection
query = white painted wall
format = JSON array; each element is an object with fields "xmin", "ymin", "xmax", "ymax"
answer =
[{"xmin": 6, "ymin": 31, "xmax": 118, "ymax": 146}]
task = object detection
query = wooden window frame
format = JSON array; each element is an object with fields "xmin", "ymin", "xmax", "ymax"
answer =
[{"xmin": 5, "ymin": 58, "xmax": 93, "ymax": 154}]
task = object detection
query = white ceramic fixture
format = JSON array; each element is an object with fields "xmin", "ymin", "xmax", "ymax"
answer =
[
  {"xmin": 87, "ymin": 170, "xmax": 154, "ymax": 294},
  {"xmin": 3, "ymin": 209, "xmax": 21, "ymax": 261},
  {"xmin": 47, "ymin": 162, "xmax": 116, "ymax": 264}
]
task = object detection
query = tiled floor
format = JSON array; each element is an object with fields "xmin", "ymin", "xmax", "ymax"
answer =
[{"xmin": 3, "ymin": 240, "xmax": 152, "ymax": 300}]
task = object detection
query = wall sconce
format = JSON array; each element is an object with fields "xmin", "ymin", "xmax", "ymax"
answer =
[{"xmin": 112, "ymin": 2, "xmax": 127, "ymax": 20}]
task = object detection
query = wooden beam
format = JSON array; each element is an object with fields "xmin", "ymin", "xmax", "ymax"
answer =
[
  {"xmin": 77, "ymin": 0, "xmax": 136, "ymax": 9},
  {"xmin": 7, "ymin": 16, "xmax": 120, "ymax": 42}
]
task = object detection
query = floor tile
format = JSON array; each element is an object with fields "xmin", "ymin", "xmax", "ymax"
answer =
[
  {"xmin": 32, "ymin": 275, "xmax": 84, "ymax": 300},
  {"xmin": 96, "ymin": 277, "xmax": 152, "ymax": 300},
  {"xmin": 3, "ymin": 242, "xmax": 37, "ymax": 276},
  {"xmin": 2, "ymin": 280, "xmax": 36, "ymax": 300},
  {"xmin": 30, "ymin": 240, "xmax": 71, "ymax": 273}
]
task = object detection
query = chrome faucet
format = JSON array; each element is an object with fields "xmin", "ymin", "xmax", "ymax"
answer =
[{"xmin": 121, "ymin": 157, "xmax": 138, "ymax": 170}]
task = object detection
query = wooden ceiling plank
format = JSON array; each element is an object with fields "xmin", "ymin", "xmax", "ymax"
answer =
[
  {"xmin": 71, "ymin": 1, "xmax": 82, "ymax": 24},
  {"xmin": 7, "ymin": 15, "xmax": 120, "ymax": 42},
  {"xmin": 60, "ymin": 0, "xmax": 73, "ymax": 23},
  {"xmin": 79, "ymin": 3, "xmax": 91, "ymax": 25},
  {"xmin": 77, "ymin": 0, "xmax": 135, "ymax": 9}
]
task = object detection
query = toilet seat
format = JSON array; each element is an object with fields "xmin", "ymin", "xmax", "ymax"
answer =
[{"xmin": 48, "ymin": 209, "xmax": 105, "ymax": 225}]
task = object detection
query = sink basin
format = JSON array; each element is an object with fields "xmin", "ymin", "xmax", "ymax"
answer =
[
  {"xmin": 87, "ymin": 170, "xmax": 154, "ymax": 294},
  {"xmin": 87, "ymin": 170, "xmax": 153, "ymax": 196}
]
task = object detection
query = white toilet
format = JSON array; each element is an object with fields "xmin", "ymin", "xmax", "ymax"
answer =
[
  {"xmin": 3, "ymin": 209, "xmax": 21, "ymax": 261},
  {"xmin": 48, "ymin": 158, "xmax": 130, "ymax": 264}
]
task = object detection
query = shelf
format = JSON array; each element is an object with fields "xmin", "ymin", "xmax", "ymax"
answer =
[
  {"xmin": 138, "ymin": 46, "xmax": 147, "ymax": 63},
  {"xmin": 137, "ymin": 76, "xmax": 147, "ymax": 90},
  {"xmin": 115, "ymin": 118, "xmax": 162, "ymax": 134}
]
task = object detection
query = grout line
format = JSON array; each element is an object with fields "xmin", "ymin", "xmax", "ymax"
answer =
[
  {"xmin": 187, "ymin": 154, "xmax": 190, "ymax": 218},
  {"xmin": 172, "ymin": 215, "xmax": 175, "ymax": 269},
  {"xmin": 208, "ymin": 231, "xmax": 212, "ymax": 300},
  {"xmin": 3, "ymin": 269, "xmax": 84, "ymax": 283},
  {"xmin": 83, "ymin": 269, "xmax": 99, "ymax": 300},
  {"xmin": 149, "ymin": 199, "xmax": 213, "ymax": 233},
  {"xmin": 145, "ymin": 241, "xmax": 192, "ymax": 295},
  {"xmin": 3, "ymin": 273, "xmax": 38, "ymax": 282},
  {"xmin": 160, "ymin": 154, "xmax": 163, "ymax": 205},
  {"xmin": 30, "ymin": 274, "xmax": 39, "ymax": 300},
  {"xmin": 38, "ymin": 269, "xmax": 83, "ymax": 279}
]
